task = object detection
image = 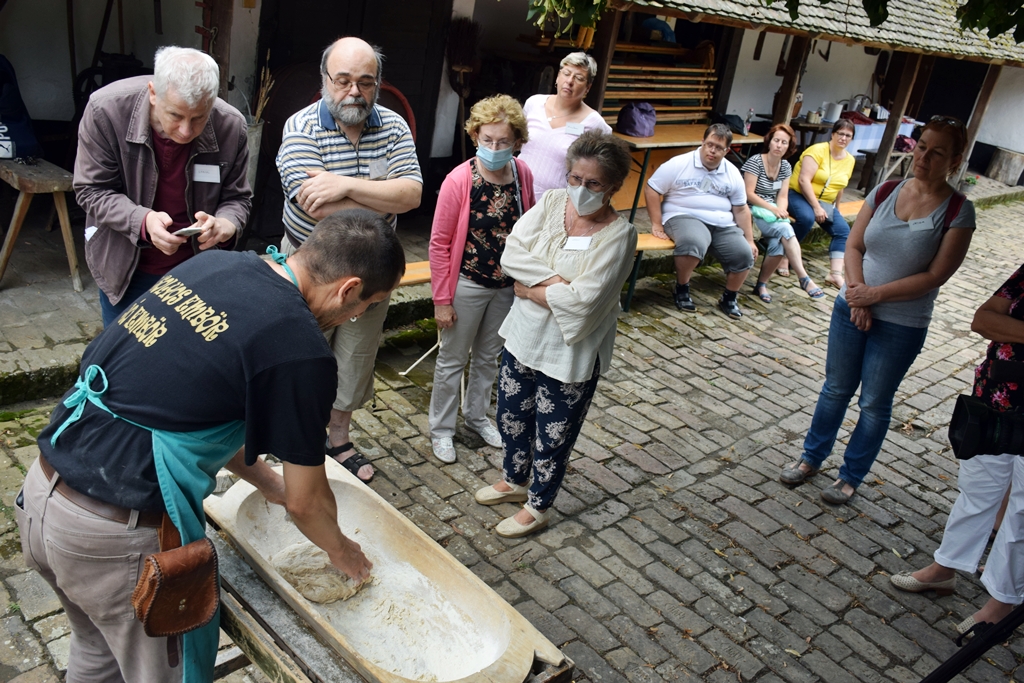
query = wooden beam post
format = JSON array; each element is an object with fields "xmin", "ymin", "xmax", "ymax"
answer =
[
  {"xmin": 955, "ymin": 63, "xmax": 1002, "ymax": 184},
  {"xmin": 869, "ymin": 52, "xmax": 921, "ymax": 188},
  {"xmin": 585, "ymin": 9, "xmax": 623, "ymax": 117},
  {"xmin": 772, "ymin": 35, "xmax": 810, "ymax": 124},
  {"xmin": 210, "ymin": 0, "xmax": 234, "ymax": 101},
  {"xmin": 66, "ymin": 0, "xmax": 77, "ymax": 85}
]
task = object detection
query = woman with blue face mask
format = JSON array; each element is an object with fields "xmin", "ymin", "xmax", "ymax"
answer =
[
  {"xmin": 428, "ymin": 95, "xmax": 536, "ymax": 464},
  {"xmin": 473, "ymin": 131, "xmax": 638, "ymax": 538}
]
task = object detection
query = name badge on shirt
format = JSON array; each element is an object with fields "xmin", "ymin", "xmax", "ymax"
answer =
[
  {"xmin": 565, "ymin": 122, "xmax": 585, "ymax": 136},
  {"xmin": 772, "ymin": 180, "xmax": 783, "ymax": 190},
  {"xmin": 369, "ymin": 158, "xmax": 389, "ymax": 179},
  {"xmin": 909, "ymin": 217, "xmax": 932, "ymax": 232},
  {"xmin": 193, "ymin": 164, "xmax": 220, "ymax": 183},
  {"xmin": 564, "ymin": 236, "xmax": 593, "ymax": 250},
  {"xmin": 699, "ymin": 176, "xmax": 712, "ymax": 192}
]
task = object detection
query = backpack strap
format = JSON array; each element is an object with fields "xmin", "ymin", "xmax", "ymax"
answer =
[
  {"xmin": 943, "ymin": 190, "xmax": 966, "ymax": 234},
  {"xmin": 873, "ymin": 179, "xmax": 902, "ymax": 206},
  {"xmin": 875, "ymin": 178, "xmax": 965, "ymax": 234}
]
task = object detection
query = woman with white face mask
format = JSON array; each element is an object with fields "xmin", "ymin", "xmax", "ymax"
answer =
[
  {"xmin": 428, "ymin": 95, "xmax": 536, "ymax": 464},
  {"xmin": 473, "ymin": 131, "xmax": 638, "ymax": 538}
]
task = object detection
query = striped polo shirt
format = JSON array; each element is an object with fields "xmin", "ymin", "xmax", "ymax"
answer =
[{"xmin": 276, "ymin": 99, "xmax": 421, "ymax": 242}]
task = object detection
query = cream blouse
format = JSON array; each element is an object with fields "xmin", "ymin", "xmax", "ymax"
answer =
[{"xmin": 499, "ymin": 189, "xmax": 638, "ymax": 383}]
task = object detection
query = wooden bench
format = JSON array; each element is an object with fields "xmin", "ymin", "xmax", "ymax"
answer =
[
  {"xmin": 622, "ymin": 199, "xmax": 865, "ymax": 311},
  {"xmin": 0, "ymin": 158, "xmax": 83, "ymax": 291},
  {"xmin": 399, "ymin": 259, "xmax": 431, "ymax": 287}
]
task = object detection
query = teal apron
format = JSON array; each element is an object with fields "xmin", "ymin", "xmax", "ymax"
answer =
[
  {"xmin": 51, "ymin": 364, "xmax": 245, "ymax": 683},
  {"xmin": 48, "ymin": 248, "xmax": 299, "ymax": 682}
]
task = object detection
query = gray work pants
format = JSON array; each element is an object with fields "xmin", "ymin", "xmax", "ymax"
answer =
[
  {"xmin": 429, "ymin": 276, "xmax": 513, "ymax": 439},
  {"xmin": 15, "ymin": 460, "xmax": 180, "ymax": 683}
]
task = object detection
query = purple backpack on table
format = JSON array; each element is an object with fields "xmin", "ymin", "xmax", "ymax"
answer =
[{"xmin": 617, "ymin": 102, "xmax": 656, "ymax": 138}]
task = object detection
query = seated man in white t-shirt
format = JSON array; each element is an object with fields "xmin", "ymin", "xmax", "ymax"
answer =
[{"xmin": 643, "ymin": 123, "xmax": 758, "ymax": 319}]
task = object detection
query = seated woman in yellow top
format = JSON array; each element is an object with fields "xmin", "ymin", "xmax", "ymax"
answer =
[{"xmin": 782, "ymin": 119, "xmax": 856, "ymax": 289}]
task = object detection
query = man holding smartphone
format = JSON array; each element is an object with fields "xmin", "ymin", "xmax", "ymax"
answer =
[{"xmin": 75, "ymin": 46, "xmax": 251, "ymax": 326}]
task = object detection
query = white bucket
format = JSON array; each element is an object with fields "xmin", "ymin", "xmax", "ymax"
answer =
[{"xmin": 823, "ymin": 102, "xmax": 843, "ymax": 123}]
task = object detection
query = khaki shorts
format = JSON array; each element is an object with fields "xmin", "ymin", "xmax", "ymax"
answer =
[{"xmin": 281, "ymin": 236, "xmax": 390, "ymax": 411}]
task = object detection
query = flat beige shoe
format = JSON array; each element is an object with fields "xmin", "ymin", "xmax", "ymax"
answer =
[
  {"xmin": 474, "ymin": 481, "xmax": 528, "ymax": 505},
  {"xmin": 495, "ymin": 505, "xmax": 549, "ymax": 538},
  {"xmin": 890, "ymin": 571, "xmax": 956, "ymax": 596}
]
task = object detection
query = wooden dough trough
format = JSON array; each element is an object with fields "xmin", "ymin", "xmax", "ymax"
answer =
[{"xmin": 205, "ymin": 459, "xmax": 569, "ymax": 683}]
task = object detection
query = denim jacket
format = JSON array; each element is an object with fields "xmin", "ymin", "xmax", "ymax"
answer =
[{"xmin": 73, "ymin": 76, "xmax": 251, "ymax": 304}]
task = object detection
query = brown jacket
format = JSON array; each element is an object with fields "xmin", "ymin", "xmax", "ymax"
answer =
[{"xmin": 74, "ymin": 75, "xmax": 251, "ymax": 304}]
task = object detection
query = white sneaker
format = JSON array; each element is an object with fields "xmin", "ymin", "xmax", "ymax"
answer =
[
  {"xmin": 431, "ymin": 437, "xmax": 457, "ymax": 463},
  {"xmin": 473, "ymin": 421, "xmax": 503, "ymax": 449}
]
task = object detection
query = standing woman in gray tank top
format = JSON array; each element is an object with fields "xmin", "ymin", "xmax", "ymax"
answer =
[{"xmin": 778, "ymin": 117, "xmax": 976, "ymax": 505}]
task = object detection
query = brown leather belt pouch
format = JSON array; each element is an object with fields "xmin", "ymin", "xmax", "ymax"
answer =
[{"xmin": 131, "ymin": 514, "xmax": 219, "ymax": 637}]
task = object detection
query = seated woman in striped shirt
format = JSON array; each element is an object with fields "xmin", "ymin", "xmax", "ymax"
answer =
[{"xmin": 741, "ymin": 123, "xmax": 824, "ymax": 303}]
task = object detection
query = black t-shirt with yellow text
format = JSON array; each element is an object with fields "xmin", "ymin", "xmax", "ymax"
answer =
[{"xmin": 39, "ymin": 251, "xmax": 337, "ymax": 512}]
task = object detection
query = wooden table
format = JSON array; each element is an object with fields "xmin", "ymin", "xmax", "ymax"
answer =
[
  {"xmin": 0, "ymin": 158, "xmax": 83, "ymax": 291},
  {"xmin": 613, "ymin": 124, "xmax": 763, "ymax": 311},
  {"xmin": 789, "ymin": 118, "xmax": 832, "ymax": 150}
]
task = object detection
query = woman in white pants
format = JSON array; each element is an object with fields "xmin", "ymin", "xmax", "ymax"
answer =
[
  {"xmin": 891, "ymin": 263, "xmax": 1024, "ymax": 641},
  {"xmin": 428, "ymin": 96, "xmax": 536, "ymax": 463}
]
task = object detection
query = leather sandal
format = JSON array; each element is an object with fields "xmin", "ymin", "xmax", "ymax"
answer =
[
  {"xmin": 820, "ymin": 479, "xmax": 855, "ymax": 505},
  {"xmin": 327, "ymin": 440, "xmax": 373, "ymax": 483},
  {"xmin": 779, "ymin": 461, "xmax": 819, "ymax": 487},
  {"xmin": 824, "ymin": 270, "xmax": 845, "ymax": 289},
  {"xmin": 753, "ymin": 282, "xmax": 772, "ymax": 304},
  {"xmin": 495, "ymin": 505, "xmax": 549, "ymax": 538},
  {"xmin": 799, "ymin": 277, "xmax": 825, "ymax": 299}
]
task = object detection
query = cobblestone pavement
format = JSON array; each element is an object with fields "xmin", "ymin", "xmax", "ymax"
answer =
[{"xmin": 1, "ymin": 201, "xmax": 1024, "ymax": 682}]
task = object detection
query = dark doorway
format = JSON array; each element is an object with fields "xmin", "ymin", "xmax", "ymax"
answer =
[
  {"xmin": 914, "ymin": 57, "xmax": 988, "ymax": 124},
  {"xmin": 249, "ymin": 0, "xmax": 451, "ymax": 239}
]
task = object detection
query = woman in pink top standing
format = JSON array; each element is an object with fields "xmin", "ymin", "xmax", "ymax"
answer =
[
  {"xmin": 428, "ymin": 95, "xmax": 536, "ymax": 464},
  {"xmin": 518, "ymin": 52, "xmax": 612, "ymax": 198}
]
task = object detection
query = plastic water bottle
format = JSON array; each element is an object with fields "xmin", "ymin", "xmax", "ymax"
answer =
[{"xmin": 744, "ymin": 108, "xmax": 754, "ymax": 136}]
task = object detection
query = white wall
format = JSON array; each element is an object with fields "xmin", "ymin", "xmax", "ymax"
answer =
[
  {"xmin": 976, "ymin": 65, "xmax": 1024, "ymax": 154},
  {"xmin": 227, "ymin": 2, "xmax": 263, "ymax": 119},
  {"xmin": 723, "ymin": 29, "xmax": 880, "ymax": 122},
  {"xmin": 1, "ymin": 0, "xmax": 203, "ymax": 120}
]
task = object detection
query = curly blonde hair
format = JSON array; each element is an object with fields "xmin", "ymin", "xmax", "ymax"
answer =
[{"xmin": 464, "ymin": 95, "xmax": 529, "ymax": 144}]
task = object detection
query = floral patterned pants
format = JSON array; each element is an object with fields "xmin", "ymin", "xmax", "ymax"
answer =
[{"xmin": 497, "ymin": 349, "xmax": 600, "ymax": 511}]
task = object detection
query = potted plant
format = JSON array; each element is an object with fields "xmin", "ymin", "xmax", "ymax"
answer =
[{"xmin": 528, "ymin": 0, "xmax": 611, "ymax": 50}]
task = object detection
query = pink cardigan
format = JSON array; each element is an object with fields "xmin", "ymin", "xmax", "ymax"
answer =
[{"xmin": 429, "ymin": 158, "xmax": 536, "ymax": 306}]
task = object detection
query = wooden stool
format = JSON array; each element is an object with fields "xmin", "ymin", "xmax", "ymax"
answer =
[{"xmin": 0, "ymin": 158, "xmax": 83, "ymax": 292}]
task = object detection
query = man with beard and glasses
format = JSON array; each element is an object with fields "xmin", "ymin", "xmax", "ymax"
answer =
[
  {"xmin": 276, "ymin": 37, "xmax": 422, "ymax": 483},
  {"xmin": 16, "ymin": 210, "xmax": 402, "ymax": 683}
]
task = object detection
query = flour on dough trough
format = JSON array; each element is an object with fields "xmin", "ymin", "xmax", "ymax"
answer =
[{"xmin": 272, "ymin": 541, "xmax": 368, "ymax": 604}]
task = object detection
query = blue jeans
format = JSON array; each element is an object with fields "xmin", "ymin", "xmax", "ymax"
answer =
[
  {"xmin": 753, "ymin": 215, "xmax": 796, "ymax": 257},
  {"xmin": 800, "ymin": 297, "xmax": 928, "ymax": 488},
  {"xmin": 98, "ymin": 270, "xmax": 164, "ymax": 328},
  {"xmin": 497, "ymin": 350, "xmax": 599, "ymax": 511},
  {"xmin": 788, "ymin": 192, "xmax": 850, "ymax": 260}
]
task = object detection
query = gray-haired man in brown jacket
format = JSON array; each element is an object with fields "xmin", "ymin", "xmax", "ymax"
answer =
[{"xmin": 74, "ymin": 46, "xmax": 251, "ymax": 326}]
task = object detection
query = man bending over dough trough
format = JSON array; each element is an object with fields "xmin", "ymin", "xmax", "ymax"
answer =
[{"xmin": 14, "ymin": 209, "xmax": 404, "ymax": 683}]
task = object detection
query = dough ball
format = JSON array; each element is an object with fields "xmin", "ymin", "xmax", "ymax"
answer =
[{"xmin": 271, "ymin": 541, "xmax": 368, "ymax": 604}]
